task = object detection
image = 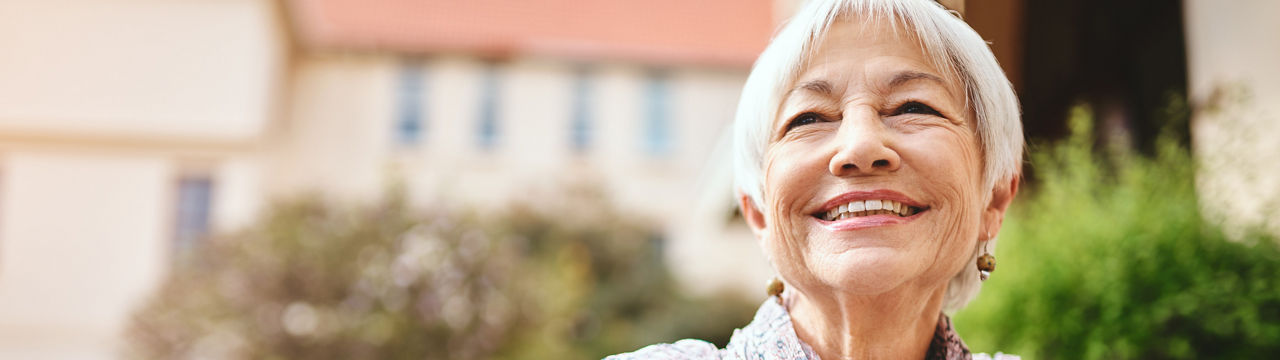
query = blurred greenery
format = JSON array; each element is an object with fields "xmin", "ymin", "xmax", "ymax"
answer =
[
  {"xmin": 956, "ymin": 106, "xmax": 1280, "ymax": 358},
  {"xmin": 126, "ymin": 187, "xmax": 756, "ymax": 359}
]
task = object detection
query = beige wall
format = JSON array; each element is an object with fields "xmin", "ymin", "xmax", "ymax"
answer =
[
  {"xmin": 281, "ymin": 53, "xmax": 772, "ymax": 294},
  {"xmin": 0, "ymin": 152, "xmax": 169, "ymax": 359},
  {"xmin": 1185, "ymin": 0, "xmax": 1280, "ymax": 236},
  {"xmin": 269, "ymin": 54, "xmax": 395, "ymax": 202},
  {"xmin": 0, "ymin": 0, "xmax": 285, "ymax": 141},
  {"xmin": 0, "ymin": 0, "xmax": 284, "ymax": 357},
  {"xmin": 0, "ymin": 146, "xmax": 262, "ymax": 359},
  {"xmin": 400, "ymin": 57, "xmax": 580, "ymax": 208}
]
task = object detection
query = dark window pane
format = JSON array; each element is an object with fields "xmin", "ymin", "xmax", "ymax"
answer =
[
  {"xmin": 478, "ymin": 64, "xmax": 500, "ymax": 150},
  {"xmin": 396, "ymin": 62, "xmax": 425, "ymax": 145},
  {"xmin": 570, "ymin": 69, "xmax": 593, "ymax": 152},
  {"xmin": 644, "ymin": 73, "xmax": 671, "ymax": 155},
  {"xmin": 174, "ymin": 176, "xmax": 213, "ymax": 258}
]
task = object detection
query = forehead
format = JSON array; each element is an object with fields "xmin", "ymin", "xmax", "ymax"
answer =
[{"xmin": 796, "ymin": 18, "xmax": 961, "ymax": 92}]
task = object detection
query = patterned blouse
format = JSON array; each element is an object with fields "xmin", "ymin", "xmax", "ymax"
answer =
[{"xmin": 605, "ymin": 297, "xmax": 1018, "ymax": 360}]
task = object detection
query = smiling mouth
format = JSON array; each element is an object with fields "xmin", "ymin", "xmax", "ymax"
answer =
[{"xmin": 814, "ymin": 199, "xmax": 928, "ymax": 221}]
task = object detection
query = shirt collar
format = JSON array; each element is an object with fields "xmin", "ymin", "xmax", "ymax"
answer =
[{"xmin": 724, "ymin": 296, "xmax": 972, "ymax": 360}]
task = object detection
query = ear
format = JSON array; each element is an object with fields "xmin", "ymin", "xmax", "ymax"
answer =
[
  {"xmin": 981, "ymin": 175, "xmax": 1020, "ymax": 240},
  {"xmin": 737, "ymin": 190, "xmax": 769, "ymax": 238}
]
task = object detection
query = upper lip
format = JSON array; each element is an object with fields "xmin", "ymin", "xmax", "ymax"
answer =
[{"xmin": 812, "ymin": 189, "xmax": 928, "ymax": 216}]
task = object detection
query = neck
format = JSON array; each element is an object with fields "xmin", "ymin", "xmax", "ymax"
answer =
[{"xmin": 786, "ymin": 282, "xmax": 947, "ymax": 360}]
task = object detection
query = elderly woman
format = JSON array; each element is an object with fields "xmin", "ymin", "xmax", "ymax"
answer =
[{"xmin": 609, "ymin": 0, "xmax": 1022, "ymax": 359}]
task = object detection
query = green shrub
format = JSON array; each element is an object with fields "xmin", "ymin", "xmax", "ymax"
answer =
[
  {"xmin": 126, "ymin": 188, "xmax": 755, "ymax": 359},
  {"xmin": 955, "ymin": 107, "xmax": 1280, "ymax": 358}
]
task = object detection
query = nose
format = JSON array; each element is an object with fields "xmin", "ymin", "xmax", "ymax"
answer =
[{"xmin": 828, "ymin": 107, "xmax": 901, "ymax": 176}]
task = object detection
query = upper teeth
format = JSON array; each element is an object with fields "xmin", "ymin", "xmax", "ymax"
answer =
[{"xmin": 824, "ymin": 200, "xmax": 918, "ymax": 221}]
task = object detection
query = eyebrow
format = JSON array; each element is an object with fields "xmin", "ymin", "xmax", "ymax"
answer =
[
  {"xmin": 788, "ymin": 80, "xmax": 836, "ymax": 98},
  {"xmin": 785, "ymin": 71, "xmax": 948, "ymax": 99},
  {"xmin": 887, "ymin": 71, "xmax": 947, "ymax": 89}
]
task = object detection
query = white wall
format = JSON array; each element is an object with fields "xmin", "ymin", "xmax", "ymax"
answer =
[
  {"xmin": 284, "ymin": 53, "xmax": 770, "ymax": 295},
  {"xmin": 0, "ymin": 152, "xmax": 170, "ymax": 359},
  {"xmin": 1185, "ymin": 0, "xmax": 1280, "ymax": 236},
  {"xmin": 406, "ymin": 57, "xmax": 581, "ymax": 208},
  {"xmin": 0, "ymin": 146, "xmax": 263, "ymax": 359},
  {"xmin": 269, "ymin": 54, "xmax": 394, "ymax": 202},
  {"xmin": 0, "ymin": 0, "xmax": 283, "ymax": 357},
  {"xmin": 0, "ymin": 0, "xmax": 284, "ymax": 141}
]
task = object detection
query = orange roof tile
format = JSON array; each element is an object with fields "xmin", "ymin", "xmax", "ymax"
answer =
[{"xmin": 289, "ymin": 0, "xmax": 775, "ymax": 68}]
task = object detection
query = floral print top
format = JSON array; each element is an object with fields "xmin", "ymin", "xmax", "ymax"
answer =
[{"xmin": 605, "ymin": 297, "xmax": 1019, "ymax": 360}]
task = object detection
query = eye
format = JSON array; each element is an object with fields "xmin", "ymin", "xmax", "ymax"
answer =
[
  {"xmin": 893, "ymin": 101, "xmax": 943, "ymax": 117},
  {"xmin": 785, "ymin": 112, "xmax": 824, "ymax": 132}
]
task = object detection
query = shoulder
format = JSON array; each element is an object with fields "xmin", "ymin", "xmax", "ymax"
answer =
[
  {"xmin": 603, "ymin": 339, "xmax": 723, "ymax": 360},
  {"xmin": 604, "ymin": 297, "xmax": 801, "ymax": 360}
]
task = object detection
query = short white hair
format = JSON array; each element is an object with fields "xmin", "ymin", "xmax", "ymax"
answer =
[{"xmin": 732, "ymin": 0, "xmax": 1024, "ymax": 311}]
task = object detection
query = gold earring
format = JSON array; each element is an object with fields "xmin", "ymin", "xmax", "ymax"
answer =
[
  {"xmin": 766, "ymin": 277, "xmax": 785, "ymax": 303},
  {"xmin": 977, "ymin": 233, "xmax": 996, "ymax": 281}
]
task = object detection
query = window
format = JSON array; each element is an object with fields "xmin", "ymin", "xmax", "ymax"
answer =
[
  {"xmin": 174, "ymin": 175, "xmax": 213, "ymax": 259},
  {"xmin": 643, "ymin": 72, "xmax": 672, "ymax": 155},
  {"xmin": 570, "ymin": 68, "xmax": 593, "ymax": 152},
  {"xmin": 395, "ymin": 61, "xmax": 426, "ymax": 146},
  {"xmin": 477, "ymin": 64, "xmax": 501, "ymax": 150}
]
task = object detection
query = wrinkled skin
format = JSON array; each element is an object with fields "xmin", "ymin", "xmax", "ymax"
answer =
[{"xmin": 738, "ymin": 19, "xmax": 1018, "ymax": 359}]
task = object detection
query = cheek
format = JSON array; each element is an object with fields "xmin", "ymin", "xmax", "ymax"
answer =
[
  {"xmin": 905, "ymin": 130, "xmax": 984, "ymax": 209},
  {"xmin": 761, "ymin": 144, "xmax": 824, "ymax": 223},
  {"xmin": 759, "ymin": 146, "xmax": 824, "ymax": 277},
  {"xmin": 911, "ymin": 132, "xmax": 986, "ymax": 269}
]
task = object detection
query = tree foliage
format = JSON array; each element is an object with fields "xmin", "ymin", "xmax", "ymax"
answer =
[
  {"xmin": 126, "ymin": 189, "xmax": 756, "ymax": 359},
  {"xmin": 955, "ymin": 107, "xmax": 1280, "ymax": 359}
]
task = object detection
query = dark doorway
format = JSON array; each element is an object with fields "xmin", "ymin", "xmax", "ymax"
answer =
[{"xmin": 1018, "ymin": 0, "xmax": 1189, "ymax": 150}]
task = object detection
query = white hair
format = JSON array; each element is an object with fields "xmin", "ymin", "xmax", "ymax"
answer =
[{"xmin": 732, "ymin": 0, "xmax": 1024, "ymax": 311}]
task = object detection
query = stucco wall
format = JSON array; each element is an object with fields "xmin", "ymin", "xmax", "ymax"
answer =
[
  {"xmin": 280, "ymin": 53, "xmax": 771, "ymax": 294},
  {"xmin": 0, "ymin": 152, "xmax": 169, "ymax": 358},
  {"xmin": 1185, "ymin": 0, "xmax": 1280, "ymax": 236},
  {"xmin": 0, "ymin": 0, "xmax": 283, "ymax": 357},
  {"xmin": 0, "ymin": 0, "xmax": 283, "ymax": 141}
]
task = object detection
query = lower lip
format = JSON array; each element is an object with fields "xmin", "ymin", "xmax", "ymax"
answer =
[{"xmin": 815, "ymin": 211, "xmax": 925, "ymax": 231}]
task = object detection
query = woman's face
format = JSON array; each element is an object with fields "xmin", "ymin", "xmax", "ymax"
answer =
[{"xmin": 747, "ymin": 20, "xmax": 992, "ymax": 296}]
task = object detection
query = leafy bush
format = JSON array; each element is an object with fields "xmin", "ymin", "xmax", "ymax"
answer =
[
  {"xmin": 126, "ymin": 188, "xmax": 756, "ymax": 359},
  {"xmin": 955, "ymin": 107, "xmax": 1280, "ymax": 358}
]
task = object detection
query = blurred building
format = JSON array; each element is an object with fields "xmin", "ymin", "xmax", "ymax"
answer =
[
  {"xmin": 272, "ymin": 0, "xmax": 781, "ymax": 308},
  {"xmin": 0, "ymin": 0, "xmax": 777, "ymax": 357},
  {"xmin": 1, "ymin": 1, "xmax": 287, "ymax": 358}
]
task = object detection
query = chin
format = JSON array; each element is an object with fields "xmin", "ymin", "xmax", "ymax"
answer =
[{"xmin": 811, "ymin": 247, "xmax": 918, "ymax": 295}]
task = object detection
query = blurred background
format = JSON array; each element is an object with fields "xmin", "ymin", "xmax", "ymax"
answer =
[{"xmin": 0, "ymin": 0, "xmax": 1278, "ymax": 359}]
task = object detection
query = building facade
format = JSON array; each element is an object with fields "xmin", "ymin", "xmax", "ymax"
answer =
[
  {"xmin": 0, "ymin": 0, "xmax": 776, "ymax": 357},
  {"xmin": 0, "ymin": 0, "xmax": 286, "ymax": 357}
]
